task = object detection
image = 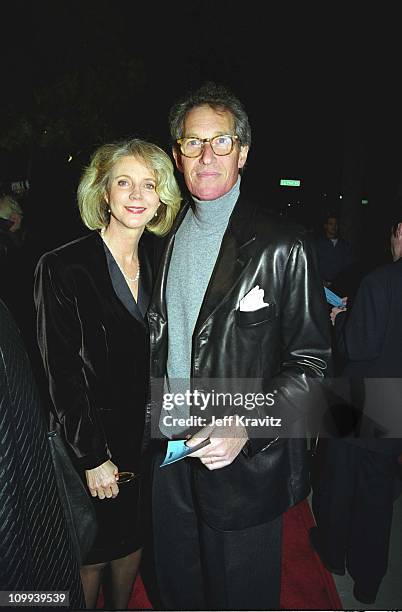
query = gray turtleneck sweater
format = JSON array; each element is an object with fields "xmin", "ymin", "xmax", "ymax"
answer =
[{"xmin": 161, "ymin": 177, "xmax": 240, "ymax": 435}]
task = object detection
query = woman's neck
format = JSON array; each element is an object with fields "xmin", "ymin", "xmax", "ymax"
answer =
[{"xmin": 100, "ymin": 225, "xmax": 142, "ymax": 264}]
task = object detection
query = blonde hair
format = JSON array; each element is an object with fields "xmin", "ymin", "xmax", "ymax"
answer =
[{"xmin": 77, "ymin": 138, "xmax": 182, "ymax": 236}]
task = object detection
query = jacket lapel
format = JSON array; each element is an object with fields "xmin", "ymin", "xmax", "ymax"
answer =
[
  {"xmin": 151, "ymin": 196, "xmax": 258, "ymax": 329},
  {"xmin": 136, "ymin": 235, "xmax": 153, "ymax": 317},
  {"xmin": 194, "ymin": 196, "xmax": 257, "ymax": 332},
  {"xmin": 89, "ymin": 232, "xmax": 149, "ymax": 325}
]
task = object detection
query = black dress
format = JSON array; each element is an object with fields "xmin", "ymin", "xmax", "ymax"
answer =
[{"xmin": 34, "ymin": 231, "xmax": 153, "ymax": 564}]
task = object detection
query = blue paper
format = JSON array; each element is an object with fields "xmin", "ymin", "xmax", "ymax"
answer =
[
  {"xmin": 324, "ymin": 287, "xmax": 345, "ymax": 308},
  {"xmin": 160, "ymin": 438, "xmax": 211, "ymax": 467}
]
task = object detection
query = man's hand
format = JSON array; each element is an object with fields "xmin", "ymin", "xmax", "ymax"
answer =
[
  {"xmin": 186, "ymin": 421, "xmax": 248, "ymax": 470},
  {"xmin": 330, "ymin": 296, "xmax": 348, "ymax": 326},
  {"xmin": 85, "ymin": 459, "xmax": 119, "ymax": 499}
]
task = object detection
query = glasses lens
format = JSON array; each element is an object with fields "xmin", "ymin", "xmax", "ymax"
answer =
[
  {"xmin": 210, "ymin": 135, "xmax": 234, "ymax": 155},
  {"xmin": 181, "ymin": 138, "xmax": 203, "ymax": 157},
  {"xmin": 115, "ymin": 471, "xmax": 136, "ymax": 484}
]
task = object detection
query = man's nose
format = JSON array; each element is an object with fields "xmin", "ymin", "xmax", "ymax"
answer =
[{"xmin": 199, "ymin": 142, "xmax": 214, "ymax": 164}]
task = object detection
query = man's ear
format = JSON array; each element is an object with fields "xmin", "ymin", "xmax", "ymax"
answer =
[
  {"xmin": 172, "ymin": 146, "xmax": 184, "ymax": 173},
  {"xmin": 397, "ymin": 222, "xmax": 402, "ymax": 238},
  {"xmin": 238, "ymin": 145, "xmax": 249, "ymax": 169}
]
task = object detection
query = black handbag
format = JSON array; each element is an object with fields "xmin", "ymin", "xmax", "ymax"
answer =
[{"xmin": 48, "ymin": 430, "xmax": 98, "ymax": 566}]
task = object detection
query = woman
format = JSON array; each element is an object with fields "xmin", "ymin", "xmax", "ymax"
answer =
[{"xmin": 34, "ymin": 138, "xmax": 181, "ymax": 609}]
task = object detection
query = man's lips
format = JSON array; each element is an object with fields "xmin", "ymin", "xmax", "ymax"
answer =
[
  {"xmin": 196, "ymin": 171, "xmax": 220, "ymax": 178},
  {"xmin": 125, "ymin": 206, "xmax": 146, "ymax": 214}
]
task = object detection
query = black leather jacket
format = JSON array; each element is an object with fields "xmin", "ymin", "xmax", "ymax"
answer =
[{"xmin": 147, "ymin": 197, "xmax": 332, "ymax": 530}]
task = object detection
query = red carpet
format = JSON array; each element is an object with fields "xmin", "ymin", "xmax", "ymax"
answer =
[
  {"xmin": 280, "ymin": 499, "xmax": 342, "ymax": 609},
  {"xmin": 97, "ymin": 499, "xmax": 342, "ymax": 610}
]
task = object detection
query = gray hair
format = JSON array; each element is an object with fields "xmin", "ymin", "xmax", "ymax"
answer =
[{"xmin": 169, "ymin": 81, "xmax": 252, "ymax": 148}]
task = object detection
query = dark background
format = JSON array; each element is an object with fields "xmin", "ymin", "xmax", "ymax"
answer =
[{"xmin": 1, "ymin": 2, "xmax": 402, "ymax": 264}]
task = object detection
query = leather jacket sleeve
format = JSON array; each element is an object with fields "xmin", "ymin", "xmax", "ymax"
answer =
[{"xmin": 247, "ymin": 234, "xmax": 332, "ymax": 455}]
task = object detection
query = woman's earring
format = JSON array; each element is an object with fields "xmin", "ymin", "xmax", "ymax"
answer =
[
  {"xmin": 108, "ymin": 208, "xmax": 111, "ymax": 213},
  {"xmin": 154, "ymin": 211, "xmax": 158, "ymax": 217}
]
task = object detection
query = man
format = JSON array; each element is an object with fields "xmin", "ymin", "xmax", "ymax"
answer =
[
  {"xmin": 147, "ymin": 82, "xmax": 331, "ymax": 610},
  {"xmin": 315, "ymin": 212, "xmax": 354, "ymax": 288},
  {"xmin": 311, "ymin": 202, "xmax": 402, "ymax": 604}
]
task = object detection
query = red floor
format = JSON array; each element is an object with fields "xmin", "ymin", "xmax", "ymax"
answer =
[{"xmin": 97, "ymin": 499, "xmax": 342, "ymax": 610}]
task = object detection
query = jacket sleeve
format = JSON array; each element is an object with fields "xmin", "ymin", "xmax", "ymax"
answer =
[
  {"xmin": 247, "ymin": 235, "xmax": 332, "ymax": 455},
  {"xmin": 34, "ymin": 251, "xmax": 110, "ymax": 470},
  {"xmin": 335, "ymin": 271, "xmax": 389, "ymax": 362}
]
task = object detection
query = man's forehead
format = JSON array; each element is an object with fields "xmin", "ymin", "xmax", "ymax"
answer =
[{"xmin": 184, "ymin": 105, "xmax": 234, "ymax": 134}]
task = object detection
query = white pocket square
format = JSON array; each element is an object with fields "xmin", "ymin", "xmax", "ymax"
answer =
[{"xmin": 239, "ymin": 285, "xmax": 269, "ymax": 312}]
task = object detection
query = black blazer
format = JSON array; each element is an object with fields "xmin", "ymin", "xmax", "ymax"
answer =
[
  {"xmin": 148, "ymin": 197, "xmax": 332, "ymax": 530},
  {"xmin": 34, "ymin": 231, "xmax": 153, "ymax": 470}
]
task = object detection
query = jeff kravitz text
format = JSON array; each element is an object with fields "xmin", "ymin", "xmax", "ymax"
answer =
[{"xmin": 162, "ymin": 414, "xmax": 282, "ymax": 428}]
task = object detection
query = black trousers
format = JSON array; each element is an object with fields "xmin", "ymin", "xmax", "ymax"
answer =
[
  {"xmin": 312, "ymin": 438, "xmax": 398, "ymax": 598},
  {"xmin": 151, "ymin": 447, "xmax": 282, "ymax": 610}
]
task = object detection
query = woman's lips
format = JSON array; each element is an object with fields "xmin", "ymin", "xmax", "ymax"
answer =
[{"xmin": 126, "ymin": 206, "xmax": 146, "ymax": 214}]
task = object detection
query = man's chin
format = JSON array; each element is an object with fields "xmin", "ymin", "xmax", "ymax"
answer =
[{"xmin": 192, "ymin": 185, "xmax": 228, "ymax": 201}]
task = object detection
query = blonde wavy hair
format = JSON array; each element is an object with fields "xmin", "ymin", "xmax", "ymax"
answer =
[{"xmin": 77, "ymin": 138, "xmax": 182, "ymax": 236}]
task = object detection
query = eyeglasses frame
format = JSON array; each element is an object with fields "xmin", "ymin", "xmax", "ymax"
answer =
[{"xmin": 176, "ymin": 134, "xmax": 240, "ymax": 158}]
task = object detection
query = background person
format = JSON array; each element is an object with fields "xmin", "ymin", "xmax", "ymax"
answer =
[
  {"xmin": 0, "ymin": 298, "xmax": 85, "ymax": 609},
  {"xmin": 0, "ymin": 191, "xmax": 43, "ymax": 367},
  {"xmin": 315, "ymin": 211, "xmax": 355, "ymax": 289},
  {"xmin": 310, "ymin": 200, "xmax": 402, "ymax": 605},
  {"xmin": 0, "ymin": 192, "xmax": 24, "ymax": 252},
  {"xmin": 34, "ymin": 138, "xmax": 181, "ymax": 609}
]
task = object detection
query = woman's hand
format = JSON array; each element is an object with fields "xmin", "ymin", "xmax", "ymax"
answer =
[
  {"xmin": 85, "ymin": 460, "xmax": 119, "ymax": 499},
  {"xmin": 330, "ymin": 297, "xmax": 348, "ymax": 326}
]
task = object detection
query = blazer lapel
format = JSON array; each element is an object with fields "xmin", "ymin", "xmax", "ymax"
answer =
[
  {"xmin": 194, "ymin": 196, "xmax": 257, "ymax": 333},
  {"xmin": 136, "ymin": 235, "xmax": 153, "ymax": 317},
  {"xmin": 89, "ymin": 232, "xmax": 148, "ymax": 325}
]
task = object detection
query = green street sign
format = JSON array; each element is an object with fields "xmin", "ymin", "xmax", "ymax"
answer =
[{"xmin": 280, "ymin": 179, "xmax": 301, "ymax": 187}]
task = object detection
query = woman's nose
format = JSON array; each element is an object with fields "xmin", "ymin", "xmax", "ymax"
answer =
[{"xmin": 129, "ymin": 186, "xmax": 142, "ymax": 199}]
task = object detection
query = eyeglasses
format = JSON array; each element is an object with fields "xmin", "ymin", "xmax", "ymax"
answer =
[
  {"xmin": 115, "ymin": 471, "xmax": 138, "ymax": 484},
  {"xmin": 176, "ymin": 134, "xmax": 239, "ymax": 158}
]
